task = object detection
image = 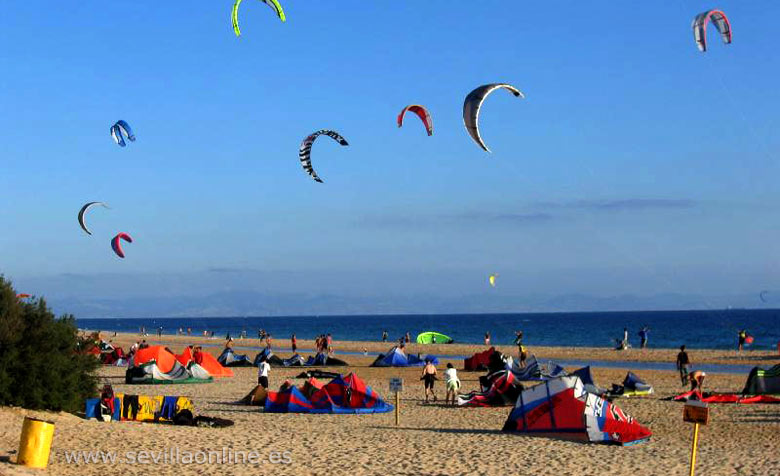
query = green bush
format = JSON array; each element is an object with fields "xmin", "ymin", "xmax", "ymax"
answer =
[{"xmin": 0, "ymin": 276, "xmax": 99, "ymax": 412}]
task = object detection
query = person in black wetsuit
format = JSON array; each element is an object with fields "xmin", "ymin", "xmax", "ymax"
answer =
[{"xmin": 421, "ymin": 359, "xmax": 438, "ymax": 403}]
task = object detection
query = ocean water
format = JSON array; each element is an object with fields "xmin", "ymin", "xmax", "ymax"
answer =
[{"xmin": 77, "ymin": 309, "xmax": 780, "ymax": 351}]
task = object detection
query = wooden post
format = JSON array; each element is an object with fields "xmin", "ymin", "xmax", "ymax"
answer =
[
  {"xmin": 689, "ymin": 422, "xmax": 700, "ymax": 476},
  {"xmin": 395, "ymin": 391, "xmax": 400, "ymax": 427}
]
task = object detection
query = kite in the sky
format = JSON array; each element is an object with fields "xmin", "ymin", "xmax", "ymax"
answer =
[
  {"xmin": 489, "ymin": 274, "xmax": 498, "ymax": 288},
  {"xmin": 397, "ymin": 105, "xmax": 433, "ymax": 136},
  {"xmin": 232, "ymin": 0, "xmax": 285, "ymax": 37},
  {"xmin": 111, "ymin": 232, "xmax": 133, "ymax": 259},
  {"xmin": 692, "ymin": 10, "xmax": 732, "ymax": 52},
  {"xmin": 463, "ymin": 84, "xmax": 524, "ymax": 152},
  {"xmin": 110, "ymin": 120, "xmax": 135, "ymax": 147},
  {"xmin": 298, "ymin": 130, "xmax": 349, "ymax": 183},
  {"xmin": 78, "ymin": 202, "xmax": 109, "ymax": 235},
  {"xmin": 760, "ymin": 290, "xmax": 769, "ymax": 303}
]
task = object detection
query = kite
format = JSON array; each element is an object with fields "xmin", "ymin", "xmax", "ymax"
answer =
[
  {"xmin": 489, "ymin": 274, "xmax": 498, "ymax": 288},
  {"xmin": 110, "ymin": 120, "xmax": 135, "ymax": 147},
  {"xmin": 16, "ymin": 294, "xmax": 31, "ymax": 299},
  {"xmin": 397, "ymin": 105, "xmax": 433, "ymax": 136},
  {"xmin": 111, "ymin": 233, "xmax": 133, "ymax": 259},
  {"xmin": 463, "ymin": 84, "xmax": 524, "ymax": 152},
  {"xmin": 232, "ymin": 0, "xmax": 285, "ymax": 37},
  {"xmin": 760, "ymin": 291, "xmax": 768, "ymax": 303},
  {"xmin": 298, "ymin": 130, "xmax": 349, "ymax": 183},
  {"xmin": 692, "ymin": 10, "xmax": 732, "ymax": 52},
  {"xmin": 78, "ymin": 202, "xmax": 109, "ymax": 236}
]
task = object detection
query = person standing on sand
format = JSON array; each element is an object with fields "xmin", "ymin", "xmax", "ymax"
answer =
[
  {"xmin": 265, "ymin": 334, "xmax": 273, "ymax": 350},
  {"xmin": 257, "ymin": 357, "xmax": 271, "ymax": 389},
  {"xmin": 484, "ymin": 332, "xmax": 491, "ymax": 346},
  {"xmin": 291, "ymin": 334, "xmax": 297, "ymax": 354},
  {"xmin": 638, "ymin": 326, "xmax": 649, "ymax": 349},
  {"xmin": 513, "ymin": 331, "xmax": 525, "ymax": 360},
  {"xmin": 382, "ymin": 330, "xmax": 388, "ymax": 343},
  {"xmin": 421, "ymin": 359, "xmax": 438, "ymax": 403},
  {"xmin": 405, "ymin": 332, "xmax": 411, "ymax": 344},
  {"xmin": 737, "ymin": 329, "xmax": 747, "ymax": 354},
  {"xmin": 622, "ymin": 327, "xmax": 629, "ymax": 349},
  {"xmin": 443, "ymin": 363, "xmax": 460, "ymax": 406},
  {"xmin": 326, "ymin": 333, "xmax": 333, "ymax": 354},
  {"xmin": 676, "ymin": 345, "xmax": 691, "ymax": 386}
]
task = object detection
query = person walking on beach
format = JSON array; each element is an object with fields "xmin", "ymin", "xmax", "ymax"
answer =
[
  {"xmin": 622, "ymin": 327, "xmax": 629, "ymax": 349},
  {"xmin": 513, "ymin": 331, "xmax": 527, "ymax": 366},
  {"xmin": 421, "ymin": 359, "xmax": 438, "ymax": 403},
  {"xmin": 444, "ymin": 363, "xmax": 460, "ymax": 406},
  {"xmin": 638, "ymin": 326, "xmax": 650, "ymax": 349},
  {"xmin": 382, "ymin": 330, "xmax": 388, "ymax": 343},
  {"xmin": 737, "ymin": 329, "xmax": 748, "ymax": 354},
  {"xmin": 405, "ymin": 332, "xmax": 411, "ymax": 344},
  {"xmin": 676, "ymin": 345, "xmax": 691, "ymax": 386},
  {"xmin": 326, "ymin": 333, "xmax": 333, "ymax": 354},
  {"xmin": 257, "ymin": 357, "xmax": 271, "ymax": 389},
  {"xmin": 484, "ymin": 332, "xmax": 491, "ymax": 346},
  {"xmin": 291, "ymin": 334, "xmax": 297, "ymax": 354}
]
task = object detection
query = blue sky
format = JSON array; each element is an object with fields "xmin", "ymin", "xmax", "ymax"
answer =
[{"xmin": 1, "ymin": 2, "xmax": 779, "ymax": 316}]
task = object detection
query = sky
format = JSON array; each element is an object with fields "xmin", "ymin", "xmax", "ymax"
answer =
[{"xmin": 1, "ymin": 2, "xmax": 779, "ymax": 317}]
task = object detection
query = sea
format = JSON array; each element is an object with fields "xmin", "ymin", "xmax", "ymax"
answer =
[{"xmin": 78, "ymin": 308, "xmax": 780, "ymax": 351}]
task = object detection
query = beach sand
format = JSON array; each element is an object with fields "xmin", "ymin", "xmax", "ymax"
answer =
[{"xmin": 0, "ymin": 333, "xmax": 777, "ymax": 475}]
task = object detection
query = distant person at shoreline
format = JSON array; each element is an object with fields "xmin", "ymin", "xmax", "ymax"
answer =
[
  {"xmin": 398, "ymin": 337, "xmax": 405, "ymax": 350},
  {"xmin": 291, "ymin": 334, "xmax": 297, "ymax": 354},
  {"xmin": 225, "ymin": 338, "xmax": 234, "ymax": 351},
  {"xmin": 484, "ymin": 332, "xmax": 491, "ymax": 346},
  {"xmin": 737, "ymin": 329, "xmax": 748, "ymax": 354},
  {"xmin": 638, "ymin": 326, "xmax": 650, "ymax": 349},
  {"xmin": 187, "ymin": 327, "xmax": 192, "ymax": 336},
  {"xmin": 265, "ymin": 334, "xmax": 273, "ymax": 350},
  {"xmin": 421, "ymin": 358, "xmax": 438, "ymax": 403},
  {"xmin": 676, "ymin": 345, "xmax": 691, "ymax": 386},
  {"xmin": 326, "ymin": 333, "xmax": 333, "ymax": 354},
  {"xmin": 622, "ymin": 327, "xmax": 629, "ymax": 349},
  {"xmin": 444, "ymin": 363, "xmax": 460, "ymax": 406},
  {"xmin": 381, "ymin": 330, "xmax": 388, "ymax": 343},
  {"xmin": 405, "ymin": 332, "xmax": 411, "ymax": 344},
  {"xmin": 513, "ymin": 331, "xmax": 524, "ymax": 355}
]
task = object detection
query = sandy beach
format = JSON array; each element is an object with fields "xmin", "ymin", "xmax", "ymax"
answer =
[{"xmin": 0, "ymin": 332, "xmax": 777, "ymax": 475}]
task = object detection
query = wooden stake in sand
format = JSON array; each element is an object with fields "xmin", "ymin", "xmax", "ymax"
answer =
[
  {"xmin": 389, "ymin": 378, "xmax": 403, "ymax": 427},
  {"xmin": 683, "ymin": 400, "xmax": 709, "ymax": 476}
]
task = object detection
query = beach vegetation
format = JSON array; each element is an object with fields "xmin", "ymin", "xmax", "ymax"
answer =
[{"xmin": 0, "ymin": 276, "xmax": 99, "ymax": 412}]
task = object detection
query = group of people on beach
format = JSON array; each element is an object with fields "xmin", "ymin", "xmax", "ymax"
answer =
[
  {"xmin": 420, "ymin": 360, "xmax": 461, "ymax": 406},
  {"xmin": 614, "ymin": 325, "xmax": 651, "ymax": 350}
]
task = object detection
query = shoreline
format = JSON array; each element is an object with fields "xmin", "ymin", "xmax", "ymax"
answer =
[{"xmin": 97, "ymin": 331, "xmax": 779, "ymax": 367}]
